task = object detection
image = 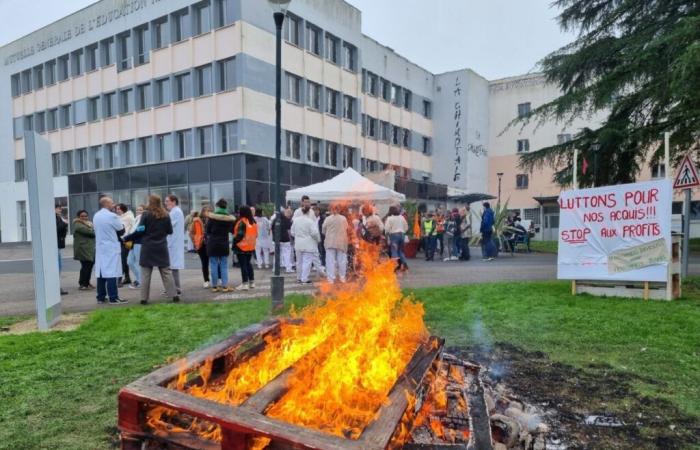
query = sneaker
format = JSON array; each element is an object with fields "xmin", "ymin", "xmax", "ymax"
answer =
[
  {"xmin": 109, "ymin": 298, "xmax": 128, "ymax": 305},
  {"xmin": 172, "ymin": 296, "xmax": 180, "ymax": 303},
  {"xmin": 257, "ymin": 266, "xmax": 263, "ymax": 270},
  {"xmin": 203, "ymin": 281, "xmax": 210, "ymax": 289},
  {"xmin": 249, "ymin": 282, "xmax": 255, "ymax": 289},
  {"xmin": 79, "ymin": 286, "xmax": 89, "ymax": 291},
  {"xmin": 87, "ymin": 284, "xmax": 96, "ymax": 289},
  {"xmin": 221, "ymin": 286, "xmax": 232, "ymax": 293},
  {"xmin": 211, "ymin": 287, "xmax": 220, "ymax": 293},
  {"xmin": 97, "ymin": 298, "xmax": 107, "ymax": 304},
  {"xmin": 487, "ymin": 257, "xmax": 495, "ymax": 261},
  {"xmin": 60, "ymin": 289, "xmax": 68, "ymax": 295},
  {"xmin": 264, "ymin": 265, "xmax": 270, "ymax": 269},
  {"xmin": 235, "ymin": 284, "xmax": 249, "ymax": 291},
  {"xmin": 128, "ymin": 283, "xmax": 140, "ymax": 290}
]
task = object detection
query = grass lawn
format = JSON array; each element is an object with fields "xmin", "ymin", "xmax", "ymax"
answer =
[
  {"xmin": 691, "ymin": 237, "xmax": 700, "ymax": 253},
  {"xmin": 528, "ymin": 239, "xmax": 558, "ymax": 253},
  {"xmin": 1, "ymin": 282, "xmax": 698, "ymax": 449}
]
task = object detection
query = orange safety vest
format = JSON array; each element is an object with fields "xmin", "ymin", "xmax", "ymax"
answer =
[{"xmin": 234, "ymin": 218, "xmax": 257, "ymax": 252}]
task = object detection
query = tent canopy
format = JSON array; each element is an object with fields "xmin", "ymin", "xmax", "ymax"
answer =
[{"xmin": 286, "ymin": 168, "xmax": 406, "ymax": 204}]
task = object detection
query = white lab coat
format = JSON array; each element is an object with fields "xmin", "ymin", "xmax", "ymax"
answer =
[
  {"xmin": 167, "ymin": 206, "xmax": 185, "ymax": 270},
  {"xmin": 291, "ymin": 215, "xmax": 320, "ymax": 253},
  {"xmin": 93, "ymin": 208, "xmax": 124, "ymax": 278}
]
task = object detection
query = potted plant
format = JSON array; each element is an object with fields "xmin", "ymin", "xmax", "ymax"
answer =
[{"xmin": 402, "ymin": 201, "xmax": 421, "ymax": 258}]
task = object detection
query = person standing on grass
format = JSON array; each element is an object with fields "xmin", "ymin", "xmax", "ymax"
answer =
[
  {"xmin": 273, "ymin": 207, "xmax": 294, "ymax": 273},
  {"xmin": 93, "ymin": 197, "xmax": 127, "ymax": 304},
  {"xmin": 254, "ymin": 208, "xmax": 272, "ymax": 269},
  {"xmin": 126, "ymin": 205, "xmax": 145, "ymax": 289},
  {"xmin": 384, "ymin": 205, "xmax": 409, "ymax": 272},
  {"xmin": 480, "ymin": 202, "xmax": 496, "ymax": 261},
  {"xmin": 459, "ymin": 206, "xmax": 472, "ymax": 261},
  {"xmin": 115, "ymin": 204, "xmax": 135, "ymax": 287},
  {"xmin": 233, "ymin": 205, "xmax": 258, "ymax": 290},
  {"xmin": 165, "ymin": 194, "xmax": 185, "ymax": 295},
  {"xmin": 73, "ymin": 209, "xmax": 95, "ymax": 290},
  {"xmin": 191, "ymin": 207, "xmax": 211, "ymax": 289},
  {"xmin": 291, "ymin": 207, "xmax": 321, "ymax": 284},
  {"xmin": 206, "ymin": 200, "xmax": 235, "ymax": 293},
  {"xmin": 124, "ymin": 195, "xmax": 179, "ymax": 305},
  {"xmin": 322, "ymin": 204, "xmax": 349, "ymax": 283},
  {"xmin": 56, "ymin": 204, "xmax": 68, "ymax": 295}
]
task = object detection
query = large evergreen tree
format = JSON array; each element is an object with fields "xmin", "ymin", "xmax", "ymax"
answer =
[{"xmin": 518, "ymin": 0, "xmax": 700, "ymax": 187}]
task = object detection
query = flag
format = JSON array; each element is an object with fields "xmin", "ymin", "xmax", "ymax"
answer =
[
  {"xmin": 413, "ymin": 212, "xmax": 421, "ymax": 238},
  {"xmin": 582, "ymin": 158, "xmax": 589, "ymax": 175}
]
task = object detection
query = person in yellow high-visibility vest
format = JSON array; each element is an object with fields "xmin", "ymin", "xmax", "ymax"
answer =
[{"xmin": 422, "ymin": 212, "xmax": 437, "ymax": 261}]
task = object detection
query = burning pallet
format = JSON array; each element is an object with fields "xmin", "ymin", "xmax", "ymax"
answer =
[{"xmin": 118, "ymin": 319, "xmax": 493, "ymax": 450}]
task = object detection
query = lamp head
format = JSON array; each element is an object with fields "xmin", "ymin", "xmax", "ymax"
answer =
[
  {"xmin": 497, "ymin": 172, "xmax": 504, "ymax": 179},
  {"xmin": 268, "ymin": 0, "xmax": 292, "ymax": 13}
]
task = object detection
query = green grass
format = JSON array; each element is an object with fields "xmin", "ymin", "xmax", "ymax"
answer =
[
  {"xmin": 0, "ymin": 315, "xmax": 28, "ymax": 328},
  {"xmin": 691, "ymin": 238, "xmax": 700, "ymax": 253},
  {"xmin": 528, "ymin": 239, "xmax": 558, "ymax": 253},
  {"xmin": 0, "ymin": 284, "xmax": 698, "ymax": 449}
]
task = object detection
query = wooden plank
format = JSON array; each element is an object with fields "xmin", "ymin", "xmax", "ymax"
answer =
[
  {"xmin": 358, "ymin": 337, "xmax": 444, "ymax": 450},
  {"xmin": 119, "ymin": 430, "xmax": 220, "ymax": 450},
  {"xmin": 644, "ymin": 281, "xmax": 650, "ymax": 300},
  {"xmin": 463, "ymin": 367, "xmax": 493, "ymax": 450},
  {"xmin": 241, "ymin": 366, "xmax": 293, "ymax": 413}
]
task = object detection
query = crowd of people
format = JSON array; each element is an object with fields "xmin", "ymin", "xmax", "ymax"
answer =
[{"xmin": 55, "ymin": 193, "xmax": 515, "ymax": 304}]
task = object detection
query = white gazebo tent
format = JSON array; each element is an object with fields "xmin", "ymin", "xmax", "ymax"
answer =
[{"xmin": 286, "ymin": 168, "xmax": 406, "ymax": 204}]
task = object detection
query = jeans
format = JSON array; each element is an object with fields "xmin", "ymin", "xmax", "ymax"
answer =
[
  {"xmin": 436, "ymin": 233, "xmax": 444, "ymax": 257},
  {"xmin": 424, "ymin": 235, "xmax": 437, "ymax": 260},
  {"xmin": 209, "ymin": 256, "xmax": 228, "ymax": 287},
  {"xmin": 58, "ymin": 249, "xmax": 63, "ymax": 273},
  {"xmin": 96, "ymin": 277, "xmax": 118, "ymax": 301},
  {"xmin": 238, "ymin": 253, "xmax": 255, "ymax": 283},
  {"xmin": 126, "ymin": 244, "xmax": 141, "ymax": 284},
  {"xmin": 459, "ymin": 237, "xmax": 471, "ymax": 260},
  {"xmin": 79, "ymin": 260, "xmax": 94, "ymax": 287},
  {"xmin": 389, "ymin": 233, "xmax": 407, "ymax": 269},
  {"xmin": 451, "ymin": 235, "xmax": 461, "ymax": 258},
  {"xmin": 198, "ymin": 245, "xmax": 210, "ymax": 282},
  {"xmin": 325, "ymin": 248, "xmax": 347, "ymax": 282},
  {"xmin": 120, "ymin": 245, "xmax": 130, "ymax": 282}
]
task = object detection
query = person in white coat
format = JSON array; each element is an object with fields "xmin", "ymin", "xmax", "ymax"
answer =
[
  {"xmin": 290, "ymin": 210, "xmax": 321, "ymax": 284},
  {"xmin": 165, "ymin": 194, "xmax": 185, "ymax": 295},
  {"xmin": 93, "ymin": 197, "xmax": 127, "ymax": 304}
]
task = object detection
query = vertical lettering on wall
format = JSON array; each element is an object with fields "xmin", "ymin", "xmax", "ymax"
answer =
[{"xmin": 453, "ymin": 77, "xmax": 462, "ymax": 182}]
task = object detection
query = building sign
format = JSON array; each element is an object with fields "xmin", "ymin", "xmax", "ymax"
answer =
[
  {"xmin": 3, "ymin": 0, "xmax": 160, "ymax": 66},
  {"xmin": 453, "ymin": 77, "xmax": 463, "ymax": 182},
  {"xmin": 557, "ymin": 179, "xmax": 672, "ymax": 282}
]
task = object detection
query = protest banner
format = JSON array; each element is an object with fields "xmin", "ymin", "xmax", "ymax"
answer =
[{"xmin": 557, "ymin": 179, "xmax": 673, "ymax": 282}]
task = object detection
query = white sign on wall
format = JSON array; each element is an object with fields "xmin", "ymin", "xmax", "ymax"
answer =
[{"xmin": 557, "ymin": 179, "xmax": 673, "ymax": 282}]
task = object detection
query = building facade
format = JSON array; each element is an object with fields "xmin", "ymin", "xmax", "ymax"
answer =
[{"xmin": 1, "ymin": 0, "xmax": 697, "ymax": 242}]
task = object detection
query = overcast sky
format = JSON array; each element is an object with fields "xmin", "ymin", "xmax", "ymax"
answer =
[{"xmin": 0, "ymin": 0, "xmax": 575, "ymax": 80}]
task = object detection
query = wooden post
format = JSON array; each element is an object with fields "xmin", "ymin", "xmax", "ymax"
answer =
[
  {"xmin": 571, "ymin": 280, "xmax": 577, "ymax": 296},
  {"xmin": 643, "ymin": 282, "xmax": 650, "ymax": 300}
]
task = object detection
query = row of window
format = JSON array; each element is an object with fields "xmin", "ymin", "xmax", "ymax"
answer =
[
  {"xmin": 15, "ymin": 121, "xmax": 238, "ymax": 181},
  {"xmin": 13, "ymin": 57, "xmax": 236, "ymax": 138},
  {"xmin": 10, "ymin": 0, "xmax": 237, "ymax": 97},
  {"xmin": 284, "ymin": 72, "xmax": 357, "ymax": 120},
  {"xmin": 361, "ymin": 69, "xmax": 431, "ymax": 118},
  {"xmin": 284, "ymin": 131, "xmax": 356, "ymax": 168},
  {"xmin": 515, "ymin": 134, "xmax": 571, "ymax": 154},
  {"xmin": 361, "ymin": 114, "xmax": 431, "ymax": 154},
  {"xmin": 284, "ymin": 13, "xmax": 357, "ymax": 72}
]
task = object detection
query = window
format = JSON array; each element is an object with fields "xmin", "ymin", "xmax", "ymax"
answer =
[
  {"xmin": 121, "ymin": 141, "xmax": 133, "ymax": 166},
  {"xmin": 174, "ymin": 72, "xmax": 192, "ymax": 101},
  {"xmin": 391, "ymin": 84, "xmax": 401, "ymax": 106},
  {"xmin": 60, "ymin": 104, "xmax": 71, "ymax": 128},
  {"xmin": 76, "ymin": 148, "xmax": 87, "ymax": 172},
  {"xmin": 308, "ymin": 137, "xmax": 321, "ymax": 163},
  {"xmin": 176, "ymin": 129, "xmax": 192, "ymax": 158},
  {"xmin": 381, "ymin": 79, "xmax": 390, "ymax": 101},
  {"xmin": 517, "ymin": 139, "xmax": 530, "ymax": 153},
  {"xmin": 134, "ymin": 25, "xmax": 149, "ymax": 64},
  {"xmin": 391, "ymin": 126, "xmax": 401, "ymax": 146},
  {"xmin": 34, "ymin": 65, "xmax": 44, "ymax": 90},
  {"xmin": 13, "ymin": 117, "xmax": 22, "ymax": 139},
  {"xmin": 88, "ymin": 96, "xmax": 100, "ymax": 121},
  {"xmin": 516, "ymin": 174, "xmax": 529, "ymax": 189},
  {"xmin": 103, "ymin": 92, "xmax": 117, "ymax": 118},
  {"xmin": 155, "ymin": 134, "xmax": 169, "ymax": 161},
  {"xmin": 194, "ymin": 1, "xmax": 212, "ymax": 35},
  {"xmin": 61, "ymin": 151, "xmax": 74, "ymax": 175},
  {"xmin": 307, "ymin": 80, "xmax": 321, "ymax": 110},
  {"xmin": 153, "ymin": 16, "xmax": 168, "ymax": 49},
  {"xmin": 326, "ymin": 88, "xmax": 339, "ymax": 115},
  {"xmin": 23, "ymin": 116, "xmax": 33, "ymax": 133},
  {"xmin": 325, "ymin": 34, "xmax": 339, "ymax": 64},
  {"xmin": 380, "ymin": 121, "xmax": 390, "ymax": 142},
  {"xmin": 285, "ymin": 14, "xmax": 301, "ymax": 46},
  {"xmin": 117, "ymin": 32, "xmax": 132, "ymax": 70},
  {"xmin": 90, "ymin": 146, "xmax": 102, "ymax": 170},
  {"xmin": 422, "ymin": 137, "xmax": 431, "ymax": 155},
  {"xmin": 343, "ymin": 146, "xmax": 355, "ymax": 168},
  {"xmin": 71, "ymin": 49, "xmax": 84, "ymax": 76},
  {"xmin": 14, "ymin": 159, "xmax": 26, "ymax": 182},
  {"xmin": 220, "ymin": 121, "xmax": 237, "ymax": 153},
  {"xmin": 343, "ymin": 95, "xmax": 354, "ymax": 120},
  {"xmin": 100, "ymin": 37, "xmax": 115, "ymax": 66},
  {"xmin": 366, "ymin": 116, "xmax": 377, "ymax": 138},
  {"xmin": 196, "ymin": 126, "xmax": 213, "ymax": 155},
  {"xmin": 422, "ymin": 100, "xmax": 431, "ymax": 118},
  {"xmin": 285, "ymin": 72, "xmax": 301, "ymax": 103},
  {"xmin": 136, "ymin": 137, "xmax": 151, "ymax": 164},
  {"xmin": 557, "ymin": 133, "xmax": 572, "ymax": 145},
  {"xmin": 11, "ymin": 74, "xmax": 20, "ymax": 97},
  {"xmin": 517, "ymin": 102, "xmax": 531, "ymax": 118},
  {"xmin": 403, "ymin": 90, "xmax": 412, "ymax": 110},
  {"xmin": 217, "ymin": 57, "xmax": 235, "ymax": 91},
  {"xmin": 119, "ymin": 88, "xmax": 133, "ymax": 114},
  {"xmin": 342, "ymin": 42, "xmax": 356, "ymax": 71},
  {"xmin": 45, "ymin": 60, "xmax": 56, "ymax": 85},
  {"xmin": 195, "ymin": 64, "xmax": 213, "ymax": 96},
  {"xmin": 368, "ymin": 72, "xmax": 378, "ymax": 96},
  {"xmin": 47, "ymin": 108, "xmax": 58, "ymax": 131},
  {"xmin": 86, "ymin": 44, "xmax": 98, "ymax": 71},
  {"xmin": 35, "ymin": 112, "xmax": 46, "ymax": 133},
  {"xmin": 172, "ymin": 9, "xmax": 190, "ymax": 42},
  {"xmin": 214, "ymin": 0, "xmax": 236, "ymax": 27},
  {"xmin": 155, "ymin": 77, "xmax": 170, "ymax": 106},
  {"xmin": 136, "ymin": 83, "xmax": 151, "ymax": 110},
  {"xmin": 325, "ymin": 142, "xmax": 338, "ymax": 167},
  {"xmin": 57, "ymin": 55, "xmax": 69, "ymax": 81},
  {"xmin": 402, "ymin": 129, "xmax": 411, "ymax": 148},
  {"xmin": 651, "ymin": 163, "xmax": 666, "ymax": 179},
  {"xmin": 52, "ymin": 153, "xmax": 61, "ymax": 177},
  {"xmin": 306, "ymin": 24, "xmax": 321, "ymax": 55},
  {"xmin": 104, "ymin": 143, "xmax": 116, "ymax": 168},
  {"xmin": 285, "ymin": 132, "xmax": 301, "ymax": 159},
  {"xmin": 21, "ymin": 70, "xmax": 32, "ymax": 93}
]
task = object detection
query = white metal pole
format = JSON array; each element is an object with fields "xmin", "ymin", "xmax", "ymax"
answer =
[{"xmin": 573, "ymin": 148, "xmax": 578, "ymax": 189}]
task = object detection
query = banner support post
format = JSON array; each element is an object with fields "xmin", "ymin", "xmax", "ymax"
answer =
[
  {"xmin": 573, "ymin": 148, "xmax": 578, "ymax": 189},
  {"xmin": 682, "ymin": 188, "xmax": 691, "ymax": 278}
]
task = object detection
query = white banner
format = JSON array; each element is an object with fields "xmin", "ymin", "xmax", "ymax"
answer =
[{"xmin": 557, "ymin": 179, "xmax": 673, "ymax": 282}]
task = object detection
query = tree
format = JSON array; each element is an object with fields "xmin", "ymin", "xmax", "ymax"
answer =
[{"xmin": 517, "ymin": 0, "xmax": 700, "ymax": 187}]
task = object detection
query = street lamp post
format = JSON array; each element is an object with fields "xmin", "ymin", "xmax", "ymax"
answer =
[
  {"xmin": 269, "ymin": 0, "xmax": 291, "ymax": 311},
  {"xmin": 591, "ymin": 142, "xmax": 601, "ymax": 187},
  {"xmin": 496, "ymin": 172, "xmax": 504, "ymax": 206}
]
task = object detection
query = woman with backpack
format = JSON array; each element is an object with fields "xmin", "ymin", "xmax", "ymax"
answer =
[{"xmin": 190, "ymin": 207, "xmax": 211, "ymax": 288}]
